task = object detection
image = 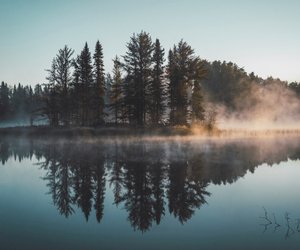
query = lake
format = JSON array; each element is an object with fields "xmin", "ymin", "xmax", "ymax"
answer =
[{"xmin": 0, "ymin": 135, "xmax": 300, "ymax": 250}]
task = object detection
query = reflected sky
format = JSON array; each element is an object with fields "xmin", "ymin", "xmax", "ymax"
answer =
[{"xmin": 0, "ymin": 136, "xmax": 300, "ymax": 249}]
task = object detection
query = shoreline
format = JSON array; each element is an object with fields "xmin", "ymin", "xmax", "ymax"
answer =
[{"xmin": 1, "ymin": 126, "xmax": 300, "ymax": 140}]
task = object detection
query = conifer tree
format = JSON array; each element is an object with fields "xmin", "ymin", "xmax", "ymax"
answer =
[
  {"xmin": 191, "ymin": 60, "xmax": 207, "ymax": 123},
  {"xmin": 45, "ymin": 46, "xmax": 74, "ymax": 126},
  {"xmin": 149, "ymin": 39, "xmax": 166, "ymax": 125},
  {"xmin": 0, "ymin": 82, "xmax": 10, "ymax": 120},
  {"xmin": 110, "ymin": 56, "xmax": 123, "ymax": 124},
  {"xmin": 123, "ymin": 31, "xmax": 154, "ymax": 126},
  {"xmin": 77, "ymin": 43, "xmax": 93, "ymax": 126},
  {"xmin": 167, "ymin": 40, "xmax": 206, "ymax": 125},
  {"xmin": 93, "ymin": 40, "xmax": 105, "ymax": 125},
  {"xmin": 55, "ymin": 46, "xmax": 74, "ymax": 126}
]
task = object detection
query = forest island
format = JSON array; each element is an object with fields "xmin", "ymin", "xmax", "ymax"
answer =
[{"xmin": 1, "ymin": 31, "xmax": 300, "ymax": 136}]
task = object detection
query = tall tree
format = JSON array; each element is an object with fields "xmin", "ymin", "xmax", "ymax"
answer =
[
  {"xmin": 0, "ymin": 82, "xmax": 10, "ymax": 121},
  {"xmin": 123, "ymin": 31, "xmax": 154, "ymax": 126},
  {"xmin": 54, "ymin": 46, "xmax": 74, "ymax": 126},
  {"xmin": 167, "ymin": 40, "xmax": 206, "ymax": 125},
  {"xmin": 77, "ymin": 43, "xmax": 93, "ymax": 126},
  {"xmin": 92, "ymin": 40, "xmax": 105, "ymax": 125},
  {"xmin": 167, "ymin": 49, "xmax": 176, "ymax": 125},
  {"xmin": 149, "ymin": 39, "xmax": 166, "ymax": 125},
  {"xmin": 191, "ymin": 60, "xmax": 207, "ymax": 123},
  {"xmin": 110, "ymin": 56, "xmax": 123, "ymax": 124},
  {"xmin": 45, "ymin": 46, "xmax": 74, "ymax": 126}
]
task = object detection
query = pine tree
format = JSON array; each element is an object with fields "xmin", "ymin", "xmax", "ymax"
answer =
[
  {"xmin": 0, "ymin": 81, "xmax": 10, "ymax": 121},
  {"xmin": 123, "ymin": 31, "xmax": 154, "ymax": 126},
  {"xmin": 167, "ymin": 49, "xmax": 176, "ymax": 125},
  {"xmin": 71, "ymin": 55, "xmax": 81, "ymax": 125},
  {"xmin": 93, "ymin": 40, "xmax": 105, "ymax": 125},
  {"xmin": 77, "ymin": 43, "xmax": 93, "ymax": 126},
  {"xmin": 192, "ymin": 58, "xmax": 207, "ymax": 123},
  {"xmin": 167, "ymin": 40, "xmax": 206, "ymax": 125},
  {"xmin": 104, "ymin": 73, "xmax": 112, "ymax": 116},
  {"xmin": 45, "ymin": 46, "xmax": 74, "ymax": 126},
  {"xmin": 149, "ymin": 39, "xmax": 166, "ymax": 125},
  {"xmin": 55, "ymin": 46, "xmax": 74, "ymax": 126},
  {"xmin": 110, "ymin": 56, "xmax": 123, "ymax": 124}
]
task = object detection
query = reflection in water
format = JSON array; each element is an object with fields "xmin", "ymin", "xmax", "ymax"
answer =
[
  {"xmin": 259, "ymin": 207, "xmax": 300, "ymax": 239},
  {"xmin": 1, "ymin": 136, "xmax": 300, "ymax": 232}
]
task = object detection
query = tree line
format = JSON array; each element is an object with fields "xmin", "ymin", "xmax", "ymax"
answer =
[
  {"xmin": 44, "ymin": 31, "xmax": 208, "ymax": 127},
  {"xmin": 0, "ymin": 31, "xmax": 208, "ymax": 127},
  {"xmin": 0, "ymin": 82, "xmax": 44, "ymax": 125},
  {"xmin": 1, "ymin": 31, "xmax": 300, "ymax": 128}
]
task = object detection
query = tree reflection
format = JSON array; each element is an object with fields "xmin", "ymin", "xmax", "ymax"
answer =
[{"xmin": 1, "ymin": 136, "xmax": 300, "ymax": 232}]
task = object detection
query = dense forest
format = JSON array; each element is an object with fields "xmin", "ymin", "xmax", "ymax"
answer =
[{"xmin": 1, "ymin": 31, "xmax": 300, "ymax": 128}]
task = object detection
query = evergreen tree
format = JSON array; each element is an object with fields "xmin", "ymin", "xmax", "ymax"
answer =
[
  {"xmin": 167, "ymin": 40, "xmax": 206, "ymax": 125},
  {"xmin": 110, "ymin": 56, "xmax": 123, "ymax": 124},
  {"xmin": 0, "ymin": 81, "xmax": 10, "ymax": 120},
  {"xmin": 71, "ymin": 55, "xmax": 81, "ymax": 125},
  {"xmin": 77, "ymin": 43, "xmax": 93, "ymax": 126},
  {"xmin": 104, "ymin": 73, "xmax": 112, "ymax": 118},
  {"xmin": 167, "ymin": 49, "xmax": 176, "ymax": 125},
  {"xmin": 92, "ymin": 40, "xmax": 105, "ymax": 125},
  {"xmin": 45, "ymin": 46, "xmax": 74, "ymax": 126},
  {"xmin": 54, "ymin": 46, "xmax": 74, "ymax": 126},
  {"xmin": 191, "ymin": 82, "xmax": 205, "ymax": 123},
  {"xmin": 93, "ymin": 161, "xmax": 106, "ymax": 223},
  {"xmin": 123, "ymin": 31, "xmax": 154, "ymax": 126},
  {"xmin": 191, "ymin": 60, "xmax": 207, "ymax": 123},
  {"xmin": 149, "ymin": 39, "xmax": 166, "ymax": 125}
]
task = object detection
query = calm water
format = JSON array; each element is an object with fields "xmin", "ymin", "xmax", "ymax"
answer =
[{"xmin": 1, "ymin": 136, "xmax": 300, "ymax": 250}]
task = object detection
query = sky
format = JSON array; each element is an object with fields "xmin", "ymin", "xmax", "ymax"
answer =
[{"xmin": 0, "ymin": 0, "xmax": 299, "ymax": 86}]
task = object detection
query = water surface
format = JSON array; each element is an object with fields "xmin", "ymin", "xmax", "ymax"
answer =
[{"xmin": 0, "ymin": 136, "xmax": 300, "ymax": 249}]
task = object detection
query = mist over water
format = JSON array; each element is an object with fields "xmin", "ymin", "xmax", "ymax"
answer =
[
  {"xmin": 212, "ymin": 80, "xmax": 300, "ymax": 130},
  {"xmin": 1, "ymin": 135, "xmax": 300, "ymax": 249}
]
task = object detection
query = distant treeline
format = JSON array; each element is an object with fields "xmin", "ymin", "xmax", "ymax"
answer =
[{"xmin": 1, "ymin": 31, "xmax": 300, "ymax": 127}]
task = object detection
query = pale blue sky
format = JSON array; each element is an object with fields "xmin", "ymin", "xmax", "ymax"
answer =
[{"xmin": 0, "ymin": 0, "xmax": 299, "ymax": 85}]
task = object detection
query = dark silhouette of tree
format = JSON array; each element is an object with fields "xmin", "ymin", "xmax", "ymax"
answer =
[
  {"xmin": 40, "ymin": 144, "xmax": 75, "ymax": 218},
  {"xmin": 110, "ymin": 157, "xmax": 124, "ymax": 205},
  {"xmin": 0, "ymin": 82, "xmax": 10, "ymax": 120},
  {"xmin": 167, "ymin": 156, "xmax": 210, "ymax": 223},
  {"xmin": 150, "ymin": 151, "xmax": 166, "ymax": 224},
  {"xmin": 123, "ymin": 31, "xmax": 154, "ymax": 126},
  {"xmin": 191, "ymin": 60, "xmax": 207, "ymax": 123},
  {"xmin": 0, "ymin": 139, "xmax": 10, "ymax": 164},
  {"xmin": 110, "ymin": 56, "xmax": 123, "ymax": 124},
  {"xmin": 167, "ymin": 40, "xmax": 205, "ymax": 125},
  {"xmin": 167, "ymin": 41, "xmax": 191, "ymax": 125},
  {"xmin": 76, "ymin": 43, "xmax": 94, "ymax": 126},
  {"xmin": 149, "ymin": 39, "xmax": 166, "ymax": 125},
  {"xmin": 55, "ymin": 160, "xmax": 74, "ymax": 217},
  {"xmin": 43, "ymin": 82, "xmax": 60, "ymax": 127},
  {"xmin": 104, "ymin": 73, "xmax": 112, "ymax": 119},
  {"xmin": 92, "ymin": 40, "xmax": 105, "ymax": 125},
  {"xmin": 167, "ymin": 49, "xmax": 176, "ymax": 125},
  {"xmin": 46, "ymin": 46, "xmax": 74, "ymax": 126},
  {"xmin": 93, "ymin": 157, "xmax": 106, "ymax": 223},
  {"xmin": 122, "ymin": 163, "xmax": 154, "ymax": 232},
  {"xmin": 76, "ymin": 161, "xmax": 93, "ymax": 221},
  {"xmin": 116, "ymin": 145, "xmax": 156, "ymax": 232}
]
